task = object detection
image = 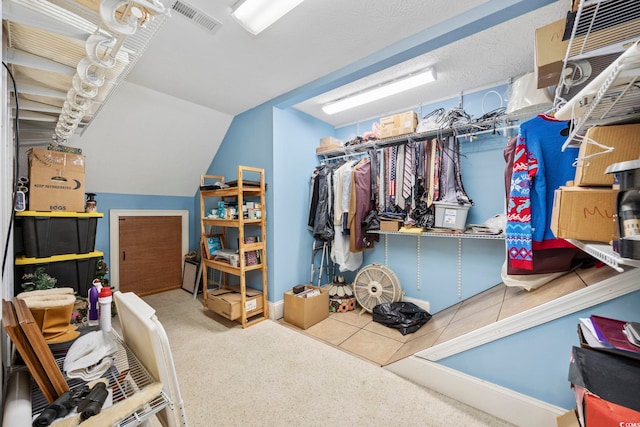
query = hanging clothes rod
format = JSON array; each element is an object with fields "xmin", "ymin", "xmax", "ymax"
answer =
[
  {"xmin": 320, "ymin": 150, "xmax": 371, "ymax": 164},
  {"xmin": 454, "ymin": 124, "xmax": 519, "ymax": 140}
]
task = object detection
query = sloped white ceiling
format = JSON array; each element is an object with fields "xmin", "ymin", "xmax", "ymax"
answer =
[
  {"xmin": 5, "ymin": 0, "xmax": 568, "ymax": 196},
  {"xmin": 68, "ymin": 81, "xmax": 233, "ymax": 197}
]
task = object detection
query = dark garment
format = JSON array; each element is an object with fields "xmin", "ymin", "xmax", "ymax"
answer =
[
  {"xmin": 350, "ymin": 160, "xmax": 378, "ymax": 251},
  {"xmin": 311, "ymin": 165, "xmax": 334, "ymax": 242}
]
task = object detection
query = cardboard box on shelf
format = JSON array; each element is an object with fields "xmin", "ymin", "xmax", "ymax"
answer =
[
  {"xmin": 206, "ymin": 286, "xmax": 263, "ymax": 321},
  {"xmin": 380, "ymin": 111, "xmax": 418, "ymax": 138},
  {"xmin": 284, "ymin": 285, "xmax": 329, "ymax": 329},
  {"xmin": 316, "ymin": 144, "xmax": 343, "ymax": 154},
  {"xmin": 550, "ymin": 186, "xmax": 615, "ymax": 242},
  {"xmin": 380, "ymin": 218, "xmax": 403, "ymax": 232},
  {"xmin": 319, "ymin": 136, "xmax": 341, "ymax": 147},
  {"xmin": 575, "ymin": 124, "xmax": 640, "ymax": 187},
  {"xmin": 535, "ymin": 19, "xmax": 569, "ymax": 89},
  {"xmin": 28, "ymin": 148, "xmax": 85, "ymax": 212}
]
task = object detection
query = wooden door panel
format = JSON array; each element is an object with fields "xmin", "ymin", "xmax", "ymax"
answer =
[{"xmin": 119, "ymin": 216, "xmax": 182, "ymax": 295}]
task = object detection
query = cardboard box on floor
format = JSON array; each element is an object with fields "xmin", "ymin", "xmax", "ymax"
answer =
[
  {"xmin": 284, "ymin": 285, "xmax": 329, "ymax": 329},
  {"xmin": 206, "ymin": 286, "xmax": 263, "ymax": 321},
  {"xmin": 550, "ymin": 186, "xmax": 615, "ymax": 243},
  {"xmin": 28, "ymin": 148, "xmax": 85, "ymax": 212},
  {"xmin": 575, "ymin": 124, "xmax": 640, "ymax": 187}
]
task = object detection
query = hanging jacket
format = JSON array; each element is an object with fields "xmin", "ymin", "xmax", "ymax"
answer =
[{"xmin": 310, "ymin": 165, "xmax": 334, "ymax": 242}]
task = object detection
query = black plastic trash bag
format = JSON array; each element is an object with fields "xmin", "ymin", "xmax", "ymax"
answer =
[{"xmin": 372, "ymin": 302, "xmax": 432, "ymax": 335}]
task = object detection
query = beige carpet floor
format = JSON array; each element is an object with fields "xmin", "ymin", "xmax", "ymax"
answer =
[{"xmin": 134, "ymin": 289, "xmax": 515, "ymax": 427}]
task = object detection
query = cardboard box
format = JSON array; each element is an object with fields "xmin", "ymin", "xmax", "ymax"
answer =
[
  {"xmin": 535, "ymin": 19, "xmax": 569, "ymax": 89},
  {"xmin": 573, "ymin": 17, "xmax": 640, "ymax": 58},
  {"xmin": 380, "ymin": 111, "xmax": 418, "ymax": 138},
  {"xmin": 556, "ymin": 409, "xmax": 579, "ymax": 427},
  {"xmin": 575, "ymin": 124, "xmax": 640, "ymax": 187},
  {"xmin": 206, "ymin": 286, "xmax": 263, "ymax": 321},
  {"xmin": 319, "ymin": 136, "xmax": 341, "ymax": 147},
  {"xmin": 28, "ymin": 148, "xmax": 85, "ymax": 212},
  {"xmin": 380, "ymin": 218, "xmax": 402, "ymax": 232},
  {"xmin": 550, "ymin": 186, "xmax": 615, "ymax": 242},
  {"xmin": 284, "ymin": 285, "xmax": 329, "ymax": 329},
  {"xmin": 316, "ymin": 144, "xmax": 343, "ymax": 154}
]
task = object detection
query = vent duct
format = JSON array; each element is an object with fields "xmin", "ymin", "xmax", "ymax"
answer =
[{"xmin": 171, "ymin": 0, "xmax": 221, "ymax": 33}]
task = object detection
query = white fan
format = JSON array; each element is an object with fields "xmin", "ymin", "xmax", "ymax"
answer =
[{"xmin": 353, "ymin": 264, "xmax": 403, "ymax": 312}]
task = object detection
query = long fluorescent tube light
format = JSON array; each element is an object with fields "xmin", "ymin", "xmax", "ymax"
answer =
[
  {"xmin": 322, "ymin": 68, "xmax": 437, "ymax": 115},
  {"xmin": 232, "ymin": 0, "xmax": 304, "ymax": 35}
]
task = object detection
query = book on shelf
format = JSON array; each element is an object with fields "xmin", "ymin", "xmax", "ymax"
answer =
[{"xmin": 239, "ymin": 236, "xmax": 262, "ymax": 266}]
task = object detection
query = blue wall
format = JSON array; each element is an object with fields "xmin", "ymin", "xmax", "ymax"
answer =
[
  {"xmin": 438, "ymin": 290, "xmax": 640, "ymax": 409},
  {"xmin": 92, "ymin": 192, "xmax": 196, "ymax": 274},
  {"xmin": 330, "ymin": 86, "xmax": 511, "ymax": 312},
  {"xmin": 272, "ymin": 107, "xmax": 334, "ymax": 300},
  {"xmin": 205, "ymin": 104, "xmax": 275, "ymax": 298}
]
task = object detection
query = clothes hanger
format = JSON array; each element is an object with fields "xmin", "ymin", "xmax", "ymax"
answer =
[{"xmin": 571, "ymin": 133, "xmax": 614, "ymax": 167}]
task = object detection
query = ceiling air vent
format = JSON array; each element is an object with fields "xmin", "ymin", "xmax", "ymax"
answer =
[{"xmin": 171, "ymin": 1, "xmax": 221, "ymax": 33}]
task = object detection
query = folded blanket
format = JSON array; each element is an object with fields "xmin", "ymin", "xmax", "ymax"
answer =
[{"xmin": 64, "ymin": 331, "xmax": 118, "ymax": 381}]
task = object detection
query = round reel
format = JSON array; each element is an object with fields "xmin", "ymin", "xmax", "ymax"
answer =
[{"xmin": 353, "ymin": 263, "xmax": 402, "ymax": 312}]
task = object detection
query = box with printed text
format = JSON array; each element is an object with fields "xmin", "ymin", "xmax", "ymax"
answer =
[
  {"xmin": 550, "ymin": 186, "xmax": 615, "ymax": 242},
  {"xmin": 28, "ymin": 148, "xmax": 85, "ymax": 212}
]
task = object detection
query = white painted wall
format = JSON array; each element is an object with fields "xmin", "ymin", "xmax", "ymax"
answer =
[{"xmin": 68, "ymin": 81, "xmax": 233, "ymax": 197}]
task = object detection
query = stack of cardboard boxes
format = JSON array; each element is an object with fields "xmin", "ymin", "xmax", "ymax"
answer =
[{"xmin": 551, "ymin": 124, "xmax": 640, "ymax": 244}]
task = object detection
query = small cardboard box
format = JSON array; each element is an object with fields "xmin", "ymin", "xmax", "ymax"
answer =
[
  {"xmin": 380, "ymin": 111, "xmax": 418, "ymax": 138},
  {"xmin": 575, "ymin": 124, "xmax": 640, "ymax": 187},
  {"xmin": 319, "ymin": 136, "xmax": 341, "ymax": 147},
  {"xmin": 556, "ymin": 409, "xmax": 579, "ymax": 427},
  {"xmin": 380, "ymin": 218, "xmax": 402, "ymax": 232},
  {"xmin": 28, "ymin": 148, "xmax": 85, "ymax": 212},
  {"xmin": 316, "ymin": 144, "xmax": 343, "ymax": 154},
  {"xmin": 550, "ymin": 186, "xmax": 615, "ymax": 242},
  {"xmin": 206, "ymin": 286, "xmax": 263, "ymax": 320},
  {"xmin": 284, "ymin": 285, "xmax": 329, "ymax": 329},
  {"xmin": 534, "ymin": 19, "xmax": 569, "ymax": 89}
]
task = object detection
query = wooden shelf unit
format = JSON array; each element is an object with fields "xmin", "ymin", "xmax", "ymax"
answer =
[{"xmin": 199, "ymin": 166, "xmax": 268, "ymax": 328}]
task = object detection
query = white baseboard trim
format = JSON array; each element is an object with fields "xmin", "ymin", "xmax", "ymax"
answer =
[
  {"xmin": 386, "ymin": 356, "xmax": 568, "ymax": 427},
  {"xmin": 416, "ymin": 268, "xmax": 640, "ymax": 361},
  {"xmin": 402, "ymin": 296, "xmax": 430, "ymax": 313},
  {"xmin": 270, "ymin": 299, "xmax": 284, "ymax": 320},
  {"xmin": 269, "ymin": 296, "xmax": 428, "ymax": 321}
]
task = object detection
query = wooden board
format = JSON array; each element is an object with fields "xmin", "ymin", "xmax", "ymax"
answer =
[
  {"xmin": 2, "ymin": 299, "xmax": 59, "ymax": 402},
  {"xmin": 12, "ymin": 298, "xmax": 69, "ymax": 399}
]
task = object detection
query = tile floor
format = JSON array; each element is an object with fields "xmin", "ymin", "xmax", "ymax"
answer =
[{"xmin": 279, "ymin": 263, "xmax": 619, "ymax": 366}]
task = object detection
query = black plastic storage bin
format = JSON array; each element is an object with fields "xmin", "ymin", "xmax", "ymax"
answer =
[
  {"xmin": 15, "ymin": 251, "xmax": 103, "ymax": 297},
  {"xmin": 16, "ymin": 211, "xmax": 102, "ymax": 258}
]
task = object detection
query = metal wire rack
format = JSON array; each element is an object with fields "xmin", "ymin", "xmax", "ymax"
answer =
[
  {"xmin": 30, "ymin": 331, "xmax": 171, "ymax": 426},
  {"xmin": 554, "ymin": 0, "xmax": 640, "ymax": 148}
]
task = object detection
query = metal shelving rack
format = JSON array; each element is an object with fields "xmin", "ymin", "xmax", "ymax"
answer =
[
  {"xmin": 555, "ymin": 0, "xmax": 640, "ymax": 149},
  {"xmin": 30, "ymin": 332, "xmax": 171, "ymax": 427},
  {"xmin": 552, "ymin": 0, "xmax": 640, "ymax": 271},
  {"xmin": 315, "ymin": 110, "xmax": 541, "ymax": 160}
]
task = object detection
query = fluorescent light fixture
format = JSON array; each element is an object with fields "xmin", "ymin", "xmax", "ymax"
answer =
[
  {"xmin": 322, "ymin": 68, "xmax": 437, "ymax": 115},
  {"xmin": 232, "ymin": 0, "xmax": 304, "ymax": 35}
]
